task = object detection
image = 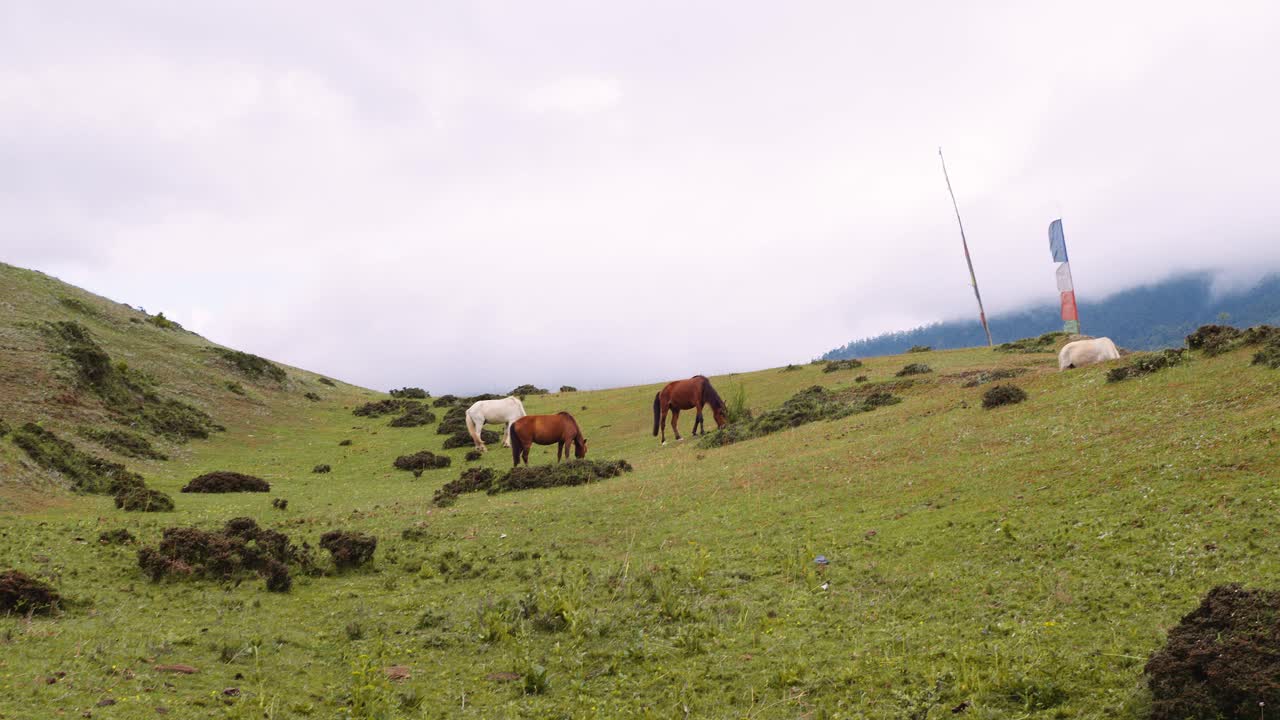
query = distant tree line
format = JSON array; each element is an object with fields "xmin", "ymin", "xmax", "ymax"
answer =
[{"xmin": 823, "ymin": 272, "xmax": 1280, "ymax": 360}]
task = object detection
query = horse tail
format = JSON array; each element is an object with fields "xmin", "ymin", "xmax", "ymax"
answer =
[
  {"xmin": 465, "ymin": 410, "xmax": 481, "ymax": 446},
  {"xmin": 510, "ymin": 419, "xmax": 525, "ymax": 466},
  {"xmin": 652, "ymin": 392, "xmax": 661, "ymax": 436}
]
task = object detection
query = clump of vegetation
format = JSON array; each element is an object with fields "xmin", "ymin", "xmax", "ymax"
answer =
[
  {"xmin": 0, "ymin": 570, "xmax": 61, "ymax": 615},
  {"xmin": 137, "ymin": 518, "xmax": 312, "ymax": 592},
  {"xmin": 181, "ymin": 471, "xmax": 271, "ymax": 493},
  {"xmin": 389, "ymin": 387, "xmax": 429, "ymax": 399},
  {"xmin": 304, "ymin": 392, "xmax": 322, "ymax": 402},
  {"xmin": 854, "ymin": 375, "xmax": 868, "ymax": 383},
  {"xmin": 393, "ymin": 451, "xmax": 451, "ymax": 473},
  {"xmin": 0, "ymin": 417, "xmax": 9, "ymax": 438},
  {"xmin": 1145, "ymin": 584, "xmax": 1280, "ymax": 719},
  {"xmin": 995, "ymin": 331, "xmax": 1067, "ymax": 353},
  {"xmin": 700, "ymin": 386, "xmax": 898, "ymax": 449},
  {"xmin": 510, "ymin": 384, "xmax": 548, "ymax": 397},
  {"xmin": 210, "ymin": 347, "xmax": 287, "ymax": 383},
  {"xmin": 58, "ymin": 296, "xmax": 98, "ymax": 316},
  {"xmin": 77, "ymin": 426, "xmax": 168, "ymax": 460},
  {"xmin": 313, "ymin": 464, "xmax": 331, "ymax": 474},
  {"xmin": 1241, "ymin": 325, "xmax": 1280, "ymax": 346},
  {"xmin": 725, "ymin": 383, "xmax": 751, "ymax": 423},
  {"xmin": 432, "ymin": 394, "xmax": 459, "ymax": 407},
  {"xmin": 443, "ymin": 428, "xmax": 499, "ymax": 450},
  {"xmin": 907, "ymin": 345, "xmax": 931, "ymax": 353},
  {"xmin": 43, "ymin": 321, "xmax": 221, "ymax": 441},
  {"xmin": 388, "ymin": 405, "xmax": 437, "ymax": 428},
  {"xmin": 559, "ymin": 386, "xmax": 577, "ymax": 393},
  {"xmin": 982, "ymin": 385, "xmax": 1028, "ymax": 409},
  {"xmin": 114, "ymin": 486, "xmax": 175, "ymax": 512},
  {"xmin": 99, "ymin": 529, "xmax": 135, "ymax": 545},
  {"xmin": 225, "ymin": 381, "xmax": 245, "ymax": 395},
  {"xmin": 146, "ymin": 312, "xmax": 182, "ymax": 330},
  {"xmin": 317, "ymin": 377, "xmax": 336, "ymax": 387},
  {"xmin": 823, "ymin": 359, "xmax": 863, "ymax": 373},
  {"xmin": 319, "ymin": 531, "xmax": 376, "ymax": 570},
  {"xmin": 353, "ymin": 399, "xmax": 414, "ymax": 418},
  {"xmin": 954, "ymin": 368, "xmax": 1029, "ymax": 388},
  {"xmin": 895, "ymin": 363, "xmax": 932, "ymax": 377},
  {"xmin": 431, "ymin": 461, "xmax": 633, "ymax": 507},
  {"xmin": 338, "ymin": 439, "xmax": 352, "ymax": 446},
  {"xmin": 1185, "ymin": 324, "xmax": 1243, "ymax": 356},
  {"xmin": 272, "ymin": 498, "xmax": 288, "ymax": 510},
  {"xmin": 780, "ymin": 364, "xmax": 801, "ymax": 372},
  {"xmin": 465, "ymin": 450, "xmax": 483, "ymax": 462},
  {"xmin": 1252, "ymin": 336, "xmax": 1280, "ymax": 369},
  {"xmin": 12, "ymin": 423, "xmax": 144, "ymax": 494},
  {"xmin": 1106, "ymin": 349, "xmax": 1187, "ymax": 383},
  {"xmin": 436, "ymin": 406, "xmax": 468, "ymax": 435}
]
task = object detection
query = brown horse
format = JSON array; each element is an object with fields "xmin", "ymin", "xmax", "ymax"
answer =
[
  {"xmin": 510, "ymin": 412, "xmax": 588, "ymax": 466},
  {"xmin": 652, "ymin": 375, "xmax": 727, "ymax": 445}
]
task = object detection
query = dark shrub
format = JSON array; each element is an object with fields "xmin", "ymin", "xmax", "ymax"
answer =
[
  {"xmin": 12, "ymin": 423, "xmax": 145, "ymax": 494},
  {"xmin": 1145, "ymin": 584, "xmax": 1280, "ymax": 719},
  {"xmin": 317, "ymin": 377, "xmax": 336, "ymax": 387},
  {"xmin": 432, "ymin": 467, "xmax": 496, "ymax": 506},
  {"xmin": 700, "ymin": 385, "xmax": 898, "ymax": 449},
  {"xmin": 465, "ymin": 450, "xmax": 483, "ymax": 462},
  {"xmin": 443, "ymin": 429, "xmax": 500, "ymax": 449},
  {"xmin": 146, "ymin": 312, "xmax": 181, "ymax": 330},
  {"xmin": 115, "ymin": 487, "xmax": 175, "ymax": 512},
  {"xmin": 393, "ymin": 451, "xmax": 451, "ymax": 472},
  {"xmin": 780, "ymin": 364, "xmax": 801, "ymax": 372},
  {"xmin": 225, "ymin": 381, "xmax": 245, "ymax": 395},
  {"xmin": 509, "ymin": 384, "xmax": 548, "ymax": 397},
  {"xmin": 319, "ymin": 531, "xmax": 377, "ymax": 569},
  {"xmin": 352, "ymin": 399, "xmax": 413, "ymax": 417},
  {"xmin": 432, "ymin": 462, "xmax": 632, "ymax": 506},
  {"xmin": 854, "ymin": 375, "xmax": 868, "ymax": 383},
  {"xmin": 432, "ymin": 394, "xmax": 459, "ymax": 407},
  {"xmin": 77, "ymin": 426, "xmax": 167, "ymax": 460},
  {"xmin": 1241, "ymin": 325, "xmax": 1280, "ymax": 346},
  {"xmin": 907, "ymin": 345, "xmax": 931, "ymax": 353},
  {"xmin": 558, "ymin": 386, "xmax": 577, "ymax": 393},
  {"xmin": 182, "ymin": 471, "xmax": 270, "ymax": 493},
  {"xmin": 436, "ymin": 406, "xmax": 468, "ymax": 435},
  {"xmin": 59, "ymin": 296, "xmax": 98, "ymax": 316},
  {"xmin": 388, "ymin": 405, "xmax": 437, "ymax": 428},
  {"xmin": 210, "ymin": 348, "xmax": 286, "ymax": 383},
  {"xmin": 823, "ymin": 359, "xmax": 863, "ymax": 373},
  {"xmin": 338, "ymin": 439, "xmax": 352, "ymax": 446},
  {"xmin": 0, "ymin": 570, "xmax": 60, "ymax": 615},
  {"xmin": 312, "ymin": 464, "xmax": 331, "ymax": 474},
  {"xmin": 99, "ymin": 528, "xmax": 135, "ymax": 545},
  {"xmin": 304, "ymin": 392, "xmax": 322, "ymax": 402},
  {"xmin": 895, "ymin": 363, "xmax": 932, "ymax": 377},
  {"xmin": 389, "ymin": 387, "xmax": 428, "ymax": 399},
  {"xmin": 955, "ymin": 368, "xmax": 1029, "ymax": 387},
  {"xmin": 0, "ymin": 417, "xmax": 9, "ymax": 438},
  {"xmin": 995, "ymin": 332, "xmax": 1067, "ymax": 353},
  {"xmin": 1253, "ymin": 337, "xmax": 1280, "ymax": 370},
  {"xmin": 1107, "ymin": 349, "xmax": 1187, "ymax": 383},
  {"xmin": 1185, "ymin": 324, "xmax": 1242, "ymax": 356},
  {"xmin": 272, "ymin": 498, "xmax": 288, "ymax": 510},
  {"xmin": 982, "ymin": 385, "xmax": 1028, "ymax": 409},
  {"xmin": 137, "ymin": 518, "xmax": 311, "ymax": 591}
]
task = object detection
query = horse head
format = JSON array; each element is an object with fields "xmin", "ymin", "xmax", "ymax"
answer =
[
  {"xmin": 712, "ymin": 405, "xmax": 728, "ymax": 428},
  {"xmin": 574, "ymin": 436, "xmax": 588, "ymax": 459}
]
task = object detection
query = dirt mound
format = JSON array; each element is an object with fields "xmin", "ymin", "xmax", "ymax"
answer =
[
  {"xmin": 77, "ymin": 426, "xmax": 168, "ymax": 460},
  {"xmin": 352, "ymin": 399, "xmax": 413, "ymax": 418},
  {"xmin": 0, "ymin": 570, "xmax": 61, "ymax": 615},
  {"xmin": 312, "ymin": 464, "xmax": 331, "ymax": 474},
  {"xmin": 823, "ymin": 359, "xmax": 863, "ymax": 373},
  {"xmin": 393, "ymin": 451, "xmax": 451, "ymax": 472},
  {"xmin": 995, "ymin": 332, "xmax": 1067, "ymax": 353},
  {"xmin": 1145, "ymin": 584, "xmax": 1280, "ymax": 719},
  {"xmin": 12, "ymin": 423, "xmax": 145, "ymax": 495},
  {"xmin": 465, "ymin": 450, "xmax": 483, "ymax": 462},
  {"xmin": 137, "ymin": 518, "xmax": 312, "ymax": 592},
  {"xmin": 181, "ymin": 471, "xmax": 270, "ymax": 493},
  {"xmin": 388, "ymin": 405, "xmax": 437, "ymax": 428},
  {"xmin": 432, "ymin": 461, "xmax": 632, "ymax": 507},
  {"xmin": 1106, "ymin": 349, "xmax": 1187, "ymax": 383},
  {"xmin": 99, "ymin": 529, "xmax": 135, "ymax": 545},
  {"xmin": 319, "ymin": 531, "xmax": 376, "ymax": 569},
  {"xmin": 981, "ymin": 385, "xmax": 1028, "ymax": 409},
  {"xmin": 389, "ymin": 387, "xmax": 428, "ymax": 399},
  {"xmin": 1185, "ymin": 324, "xmax": 1242, "ymax": 355},
  {"xmin": 114, "ymin": 486, "xmax": 175, "ymax": 512},
  {"xmin": 443, "ymin": 429, "xmax": 499, "ymax": 450},
  {"xmin": 895, "ymin": 363, "xmax": 932, "ymax": 377},
  {"xmin": 510, "ymin": 384, "xmax": 548, "ymax": 397},
  {"xmin": 210, "ymin": 348, "xmax": 287, "ymax": 383}
]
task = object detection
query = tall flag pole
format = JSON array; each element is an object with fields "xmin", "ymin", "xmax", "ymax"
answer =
[
  {"xmin": 1048, "ymin": 219, "xmax": 1080, "ymax": 334},
  {"xmin": 938, "ymin": 148, "xmax": 994, "ymax": 347}
]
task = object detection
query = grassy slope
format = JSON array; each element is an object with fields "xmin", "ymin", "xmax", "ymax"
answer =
[{"xmin": 2, "ymin": 263, "xmax": 1279, "ymax": 718}]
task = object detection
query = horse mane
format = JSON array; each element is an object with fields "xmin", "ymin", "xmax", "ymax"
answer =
[{"xmin": 698, "ymin": 375, "xmax": 725, "ymax": 411}]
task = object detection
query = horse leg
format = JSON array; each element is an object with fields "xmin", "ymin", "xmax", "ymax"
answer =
[
  {"xmin": 671, "ymin": 408, "xmax": 682, "ymax": 441},
  {"xmin": 557, "ymin": 441, "xmax": 564, "ymax": 463},
  {"xmin": 693, "ymin": 400, "xmax": 705, "ymax": 436},
  {"xmin": 502, "ymin": 421, "xmax": 512, "ymax": 448},
  {"xmin": 659, "ymin": 397, "xmax": 670, "ymax": 445}
]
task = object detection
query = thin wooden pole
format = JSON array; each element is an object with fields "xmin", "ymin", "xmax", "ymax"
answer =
[{"xmin": 938, "ymin": 148, "xmax": 994, "ymax": 347}]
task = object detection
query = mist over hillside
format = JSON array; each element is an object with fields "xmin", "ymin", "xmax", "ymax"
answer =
[{"xmin": 824, "ymin": 272, "xmax": 1280, "ymax": 359}]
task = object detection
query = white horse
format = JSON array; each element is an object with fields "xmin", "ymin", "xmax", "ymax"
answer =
[
  {"xmin": 464, "ymin": 396, "xmax": 527, "ymax": 451},
  {"xmin": 1058, "ymin": 337, "xmax": 1120, "ymax": 370}
]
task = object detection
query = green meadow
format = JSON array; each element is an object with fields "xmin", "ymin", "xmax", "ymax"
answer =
[{"xmin": 2, "ymin": 262, "xmax": 1279, "ymax": 718}]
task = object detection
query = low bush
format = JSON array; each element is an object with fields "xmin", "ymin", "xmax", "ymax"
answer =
[
  {"xmin": 780, "ymin": 364, "xmax": 801, "ymax": 372},
  {"xmin": 559, "ymin": 386, "xmax": 577, "ymax": 393},
  {"xmin": 181, "ymin": 471, "xmax": 271, "ymax": 493},
  {"xmin": 304, "ymin": 392, "xmax": 322, "ymax": 402},
  {"xmin": 431, "ymin": 461, "xmax": 633, "ymax": 506},
  {"xmin": 1185, "ymin": 324, "xmax": 1242, "ymax": 356},
  {"xmin": 77, "ymin": 426, "xmax": 168, "ymax": 460},
  {"xmin": 225, "ymin": 381, "xmax": 245, "ymax": 395},
  {"xmin": 823, "ymin": 359, "xmax": 863, "ymax": 373},
  {"xmin": 895, "ymin": 363, "xmax": 932, "ymax": 377},
  {"xmin": 98, "ymin": 529, "xmax": 135, "ymax": 545},
  {"xmin": 58, "ymin": 296, "xmax": 98, "ymax": 316},
  {"xmin": 982, "ymin": 385, "xmax": 1028, "ymax": 409},
  {"xmin": 907, "ymin": 345, "xmax": 931, "ymax": 353},
  {"xmin": 317, "ymin": 377, "xmax": 336, "ymax": 386},
  {"xmin": 432, "ymin": 394, "xmax": 459, "ymax": 407},
  {"xmin": 699, "ymin": 385, "xmax": 899, "ymax": 449},
  {"xmin": 272, "ymin": 498, "xmax": 288, "ymax": 510},
  {"xmin": 210, "ymin": 348, "xmax": 287, "ymax": 383},
  {"xmin": 146, "ymin": 312, "xmax": 182, "ymax": 330},
  {"xmin": 510, "ymin": 384, "xmax": 549, "ymax": 397},
  {"xmin": 952, "ymin": 368, "xmax": 1029, "ymax": 388},
  {"xmin": 443, "ymin": 429, "xmax": 499, "ymax": 449},
  {"xmin": 1145, "ymin": 584, "xmax": 1280, "ymax": 719},
  {"xmin": 0, "ymin": 570, "xmax": 61, "ymax": 615},
  {"xmin": 437, "ymin": 406, "xmax": 467, "ymax": 435},
  {"xmin": 137, "ymin": 518, "xmax": 313, "ymax": 592},
  {"xmin": 388, "ymin": 405, "xmax": 437, "ymax": 428},
  {"xmin": 1252, "ymin": 337, "xmax": 1280, "ymax": 370},
  {"xmin": 338, "ymin": 439, "xmax": 353, "ymax": 446},
  {"xmin": 1106, "ymin": 349, "xmax": 1187, "ymax": 383},
  {"xmin": 465, "ymin": 450, "xmax": 483, "ymax": 462},
  {"xmin": 389, "ymin": 387, "xmax": 429, "ymax": 399},
  {"xmin": 353, "ymin": 399, "xmax": 413, "ymax": 418},
  {"xmin": 114, "ymin": 486, "xmax": 175, "ymax": 512},
  {"xmin": 0, "ymin": 417, "xmax": 9, "ymax": 438},
  {"xmin": 995, "ymin": 332, "xmax": 1067, "ymax": 353},
  {"xmin": 313, "ymin": 464, "xmax": 331, "ymax": 474},
  {"xmin": 12, "ymin": 423, "xmax": 144, "ymax": 494},
  {"xmin": 854, "ymin": 375, "xmax": 868, "ymax": 383},
  {"xmin": 1242, "ymin": 325, "xmax": 1280, "ymax": 346},
  {"xmin": 393, "ymin": 451, "xmax": 451, "ymax": 472},
  {"xmin": 319, "ymin": 531, "xmax": 376, "ymax": 569}
]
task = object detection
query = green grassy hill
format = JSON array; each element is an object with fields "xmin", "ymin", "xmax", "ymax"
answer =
[{"xmin": 2, "ymin": 262, "xmax": 1279, "ymax": 718}]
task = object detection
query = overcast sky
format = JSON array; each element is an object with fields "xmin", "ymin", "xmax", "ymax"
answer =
[{"xmin": 4, "ymin": 2, "xmax": 1278, "ymax": 393}]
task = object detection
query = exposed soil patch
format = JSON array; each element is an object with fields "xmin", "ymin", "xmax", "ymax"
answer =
[
  {"xmin": 995, "ymin": 332, "xmax": 1066, "ymax": 353},
  {"xmin": 895, "ymin": 363, "xmax": 932, "ymax": 377},
  {"xmin": 12, "ymin": 423, "xmax": 144, "ymax": 494},
  {"xmin": 182, "ymin": 471, "xmax": 271, "ymax": 493},
  {"xmin": 1145, "ymin": 584, "xmax": 1280, "ymax": 719},
  {"xmin": 210, "ymin": 348, "xmax": 286, "ymax": 383},
  {"xmin": 393, "ymin": 451, "xmax": 451, "ymax": 473},
  {"xmin": 823, "ymin": 359, "xmax": 863, "ymax": 373},
  {"xmin": 981, "ymin": 385, "xmax": 1028, "ymax": 409},
  {"xmin": 319, "ymin": 531, "xmax": 376, "ymax": 569},
  {"xmin": 137, "ymin": 518, "xmax": 313, "ymax": 592},
  {"xmin": 77, "ymin": 426, "xmax": 168, "ymax": 460},
  {"xmin": 99, "ymin": 529, "xmax": 135, "ymax": 545},
  {"xmin": 388, "ymin": 405, "xmax": 437, "ymax": 428},
  {"xmin": 0, "ymin": 570, "xmax": 61, "ymax": 615},
  {"xmin": 1106, "ymin": 349, "xmax": 1187, "ymax": 383},
  {"xmin": 389, "ymin": 387, "xmax": 428, "ymax": 399},
  {"xmin": 115, "ymin": 486, "xmax": 175, "ymax": 512},
  {"xmin": 432, "ymin": 461, "xmax": 632, "ymax": 507}
]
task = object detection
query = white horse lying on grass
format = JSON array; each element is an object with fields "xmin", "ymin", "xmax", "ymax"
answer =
[
  {"xmin": 465, "ymin": 396, "xmax": 527, "ymax": 451},
  {"xmin": 1058, "ymin": 337, "xmax": 1120, "ymax": 370}
]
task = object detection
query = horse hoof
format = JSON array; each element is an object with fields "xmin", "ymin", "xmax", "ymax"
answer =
[{"xmin": 661, "ymin": 441, "xmax": 666, "ymax": 446}]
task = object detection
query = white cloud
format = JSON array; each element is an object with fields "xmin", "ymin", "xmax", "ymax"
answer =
[{"xmin": 523, "ymin": 75, "xmax": 621, "ymax": 115}]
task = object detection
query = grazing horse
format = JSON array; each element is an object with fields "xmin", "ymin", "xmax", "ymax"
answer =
[
  {"xmin": 652, "ymin": 375, "xmax": 727, "ymax": 445},
  {"xmin": 1058, "ymin": 337, "xmax": 1120, "ymax": 370},
  {"xmin": 510, "ymin": 412, "xmax": 588, "ymax": 466},
  {"xmin": 465, "ymin": 396, "xmax": 527, "ymax": 451}
]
